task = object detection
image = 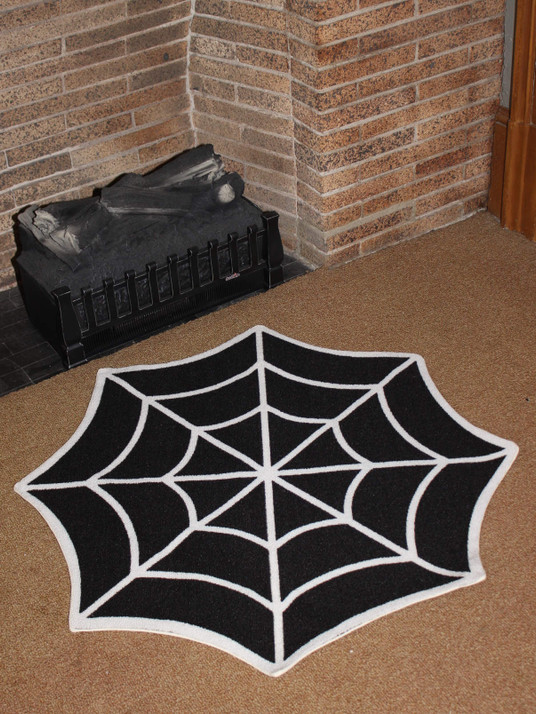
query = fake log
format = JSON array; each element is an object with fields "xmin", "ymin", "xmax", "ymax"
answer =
[{"xmin": 19, "ymin": 146, "xmax": 242, "ymax": 269}]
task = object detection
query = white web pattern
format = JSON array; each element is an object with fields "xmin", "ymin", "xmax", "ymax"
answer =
[{"xmin": 16, "ymin": 326, "xmax": 518, "ymax": 676}]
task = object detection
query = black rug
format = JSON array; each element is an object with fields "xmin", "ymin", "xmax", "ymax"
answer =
[{"xmin": 15, "ymin": 326, "xmax": 518, "ymax": 675}]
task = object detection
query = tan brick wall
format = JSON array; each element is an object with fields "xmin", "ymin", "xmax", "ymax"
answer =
[
  {"xmin": 191, "ymin": 0, "xmax": 505, "ymax": 265},
  {"xmin": 0, "ymin": 0, "xmax": 194, "ymax": 290},
  {"xmin": 1, "ymin": 0, "xmax": 505, "ymax": 289},
  {"xmin": 190, "ymin": 0, "xmax": 298, "ymax": 250}
]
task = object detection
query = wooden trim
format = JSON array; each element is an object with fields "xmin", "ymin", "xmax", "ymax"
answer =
[
  {"xmin": 500, "ymin": 0, "xmax": 536, "ymax": 240},
  {"xmin": 488, "ymin": 105, "xmax": 510, "ymax": 218}
]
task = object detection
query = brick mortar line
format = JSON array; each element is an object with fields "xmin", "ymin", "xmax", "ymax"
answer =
[
  {"xmin": 245, "ymin": 200, "xmax": 295, "ymax": 220},
  {"xmin": 317, "ymin": 133, "xmax": 492, "ymax": 179},
  {"xmin": 194, "ymin": 121, "xmax": 294, "ymax": 152},
  {"xmin": 299, "ymin": 162, "xmax": 410, "ymax": 186},
  {"xmin": 189, "ymin": 50, "xmax": 405, "ymax": 95},
  {"xmin": 2, "ymin": 110, "xmax": 189, "ymax": 168},
  {"xmin": 0, "ymin": 179, "xmax": 89, "ymax": 211},
  {"xmin": 0, "ymin": 12, "xmax": 191, "ymax": 56},
  {"xmin": 282, "ymin": 0, "xmax": 482, "ymax": 30},
  {"xmin": 415, "ymin": 69, "xmax": 502, "ymax": 101},
  {"xmin": 193, "ymin": 0, "xmax": 288, "ymax": 17},
  {"xmin": 293, "ymin": 166, "xmax": 488, "ymax": 206},
  {"xmin": 192, "ymin": 126, "xmax": 489, "ymax": 207},
  {"xmin": 195, "ymin": 131, "xmax": 296, "ymax": 164},
  {"xmin": 62, "ymin": 29, "xmax": 187, "ymax": 57},
  {"xmin": 195, "ymin": 139, "xmax": 294, "ymax": 178},
  {"xmin": 193, "ymin": 93, "xmax": 292, "ymax": 119},
  {"xmin": 0, "ymin": 17, "xmax": 189, "ymax": 75},
  {"xmin": 237, "ymin": 102, "xmax": 488, "ymax": 149},
  {"xmin": 0, "ymin": 40, "xmax": 125, "ymax": 87},
  {"xmin": 192, "ymin": 79, "xmax": 291, "ymax": 105},
  {"xmin": 193, "ymin": 12, "xmax": 288, "ymax": 36},
  {"xmin": 292, "ymin": 120, "xmax": 493, "ymax": 179},
  {"xmin": 191, "ymin": 43, "xmax": 289, "ymax": 60},
  {"xmin": 196, "ymin": 97, "xmax": 492, "ymax": 160},
  {"xmin": 183, "ymin": 0, "xmax": 197, "ymax": 144},
  {"xmin": 381, "ymin": 203, "xmax": 482, "ymax": 243},
  {"xmin": 189, "ymin": 44, "xmax": 290, "ymax": 77},
  {"xmin": 0, "ymin": 5, "xmax": 123, "ymax": 42},
  {"xmin": 61, "ymin": 15, "xmax": 191, "ymax": 49},
  {"xmin": 291, "ymin": 45, "xmax": 499, "ymax": 89},
  {"xmin": 217, "ymin": 0, "xmax": 290, "ymax": 10},
  {"xmin": 193, "ymin": 79, "xmax": 293, "ymax": 106},
  {"xmin": 7, "ymin": 144, "xmax": 182, "ymax": 192},
  {"xmin": 2, "ymin": 124, "xmax": 188, "ymax": 193},
  {"xmin": 59, "ymin": 3, "xmax": 189, "ymax": 41},
  {"xmin": 296, "ymin": 163, "xmax": 464, "ymax": 199},
  {"xmin": 246, "ymin": 179, "xmax": 297, "ymax": 199},
  {"xmin": 306, "ymin": 176, "xmax": 489, "ymax": 218},
  {"xmin": 289, "ymin": 14, "xmax": 505, "ymax": 70},
  {"xmin": 303, "ymin": 170, "xmax": 491, "ymax": 218},
  {"xmin": 290, "ymin": 91, "xmax": 498, "ymax": 138},
  {"xmin": 0, "ymin": 75, "xmax": 186, "ymax": 131},
  {"xmin": 58, "ymin": 41, "xmax": 188, "ymax": 85},
  {"xmin": 317, "ymin": 200, "xmax": 476, "ymax": 247},
  {"xmin": 289, "ymin": 45, "xmax": 502, "ymax": 94},
  {"xmin": 290, "ymin": 64, "xmax": 499, "ymax": 111},
  {"xmin": 4, "ymin": 16, "xmax": 502, "ymax": 82},
  {"xmin": 274, "ymin": 5, "xmax": 361, "ymax": 27},
  {"xmin": 0, "ymin": 73, "xmax": 143, "ymax": 113},
  {"xmin": 302, "ymin": 202, "xmax": 415, "ymax": 240},
  {"xmin": 284, "ymin": 4, "xmax": 299, "ymax": 240}
]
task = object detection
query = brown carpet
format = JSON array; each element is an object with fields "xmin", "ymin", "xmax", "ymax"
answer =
[{"xmin": 1, "ymin": 211, "xmax": 535, "ymax": 712}]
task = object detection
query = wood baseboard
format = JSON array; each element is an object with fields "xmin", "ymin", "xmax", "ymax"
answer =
[{"xmin": 502, "ymin": 121, "xmax": 536, "ymax": 240}]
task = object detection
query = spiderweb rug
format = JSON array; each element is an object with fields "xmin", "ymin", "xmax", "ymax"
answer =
[{"xmin": 15, "ymin": 325, "xmax": 518, "ymax": 676}]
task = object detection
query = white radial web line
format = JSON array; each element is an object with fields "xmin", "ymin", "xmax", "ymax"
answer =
[
  {"xmin": 80, "ymin": 474, "xmax": 264, "ymax": 619},
  {"xmin": 76, "ymin": 372, "xmax": 274, "ymax": 620},
  {"xmin": 107, "ymin": 374, "xmax": 263, "ymax": 471},
  {"xmin": 276, "ymin": 450, "xmax": 508, "ymax": 478},
  {"xmin": 199, "ymin": 525, "xmax": 268, "ymax": 548},
  {"xmin": 270, "ymin": 471, "xmax": 469, "ymax": 581},
  {"xmin": 271, "ymin": 357, "xmax": 417, "ymax": 472},
  {"xmin": 88, "ymin": 482, "xmax": 141, "ymax": 571},
  {"xmin": 263, "ymin": 355, "xmax": 492, "ymax": 584},
  {"xmin": 256, "ymin": 329, "xmax": 285, "ymax": 665}
]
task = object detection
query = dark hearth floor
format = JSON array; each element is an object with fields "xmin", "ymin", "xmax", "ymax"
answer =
[{"xmin": 0, "ymin": 254, "xmax": 309, "ymax": 398}]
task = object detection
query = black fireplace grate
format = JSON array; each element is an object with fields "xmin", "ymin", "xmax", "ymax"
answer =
[
  {"xmin": 0, "ymin": 252, "xmax": 308, "ymax": 398},
  {"xmin": 16, "ymin": 211, "xmax": 286, "ymax": 369}
]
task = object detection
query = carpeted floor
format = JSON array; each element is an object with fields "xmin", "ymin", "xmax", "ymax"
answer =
[{"xmin": 1, "ymin": 211, "xmax": 535, "ymax": 712}]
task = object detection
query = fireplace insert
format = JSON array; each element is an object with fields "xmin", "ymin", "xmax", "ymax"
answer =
[{"xmin": 14, "ymin": 147, "xmax": 284, "ymax": 367}]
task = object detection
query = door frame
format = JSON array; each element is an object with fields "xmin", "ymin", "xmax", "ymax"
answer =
[{"xmin": 489, "ymin": 0, "xmax": 536, "ymax": 240}]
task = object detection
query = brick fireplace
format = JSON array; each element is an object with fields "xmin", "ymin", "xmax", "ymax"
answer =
[{"xmin": 0, "ymin": 0, "xmax": 505, "ymax": 290}]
